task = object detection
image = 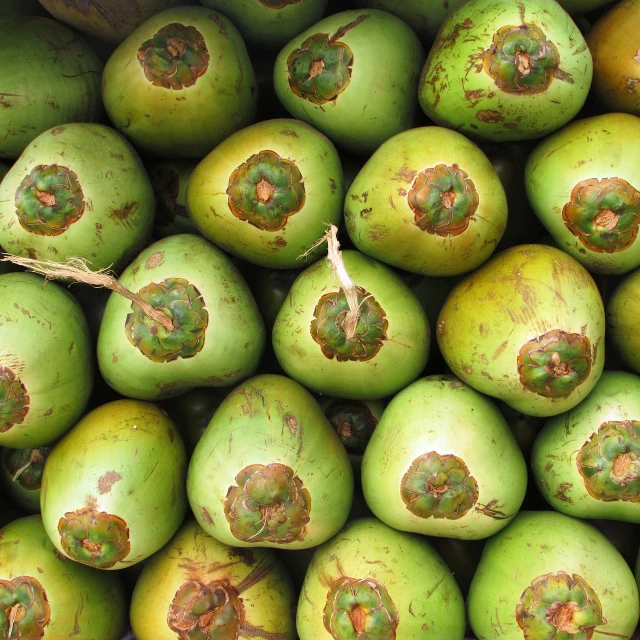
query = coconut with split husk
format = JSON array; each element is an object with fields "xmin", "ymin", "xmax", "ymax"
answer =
[{"xmin": 273, "ymin": 226, "xmax": 430, "ymax": 400}]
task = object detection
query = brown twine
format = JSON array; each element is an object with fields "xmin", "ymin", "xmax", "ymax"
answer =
[{"xmin": 0, "ymin": 254, "xmax": 174, "ymax": 331}]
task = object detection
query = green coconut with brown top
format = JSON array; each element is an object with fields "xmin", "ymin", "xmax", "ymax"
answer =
[
  {"xmin": 273, "ymin": 227, "xmax": 430, "ymax": 399},
  {"xmin": 362, "ymin": 375, "xmax": 527, "ymax": 540},
  {"xmin": 187, "ymin": 374, "xmax": 353, "ymax": 550},
  {"xmin": 532, "ymin": 371, "xmax": 640, "ymax": 523},
  {"xmin": 345, "ymin": 126, "xmax": 508, "ymax": 276},
  {"xmin": 0, "ymin": 17, "xmax": 103, "ymax": 160},
  {"xmin": 131, "ymin": 518, "xmax": 296, "ymax": 639},
  {"xmin": 97, "ymin": 233, "xmax": 265, "ymax": 401},
  {"xmin": 0, "ymin": 272, "xmax": 93, "ymax": 449},
  {"xmin": 525, "ymin": 113, "xmax": 640, "ymax": 275},
  {"xmin": 437, "ymin": 244, "xmax": 605, "ymax": 417},
  {"xmin": 40, "ymin": 399, "xmax": 187, "ymax": 570},
  {"xmin": 0, "ymin": 123, "xmax": 154, "ymax": 273},
  {"xmin": 201, "ymin": 0, "xmax": 329, "ymax": 49},
  {"xmin": 468, "ymin": 511, "xmax": 640, "ymax": 640},
  {"xmin": 186, "ymin": 118, "xmax": 344, "ymax": 268},
  {"xmin": 0, "ymin": 515, "xmax": 127, "ymax": 639},
  {"xmin": 297, "ymin": 517, "xmax": 466, "ymax": 639},
  {"xmin": 607, "ymin": 267, "xmax": 640, "ymax": 374},
  {"xmin": 273, "ymin": 9, "xmax": 424, "ymax": 155},
  {"xmin": 102, "ymin": 6, "xmax": 257, "ymax": 157},
  {"xmin": 147, "ymin": 158, "xmax": 199, "ymax": 239},
  {"xmin": 0, "ymin": 445, "xmax": 53, "ymax": 513},
  {"xmin": 418, "ymin": 0, "xmax": 593, "ymax": 142}
]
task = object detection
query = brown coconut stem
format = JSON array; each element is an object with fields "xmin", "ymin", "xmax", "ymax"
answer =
[
  {"xmin": 11, "ymin": 449, "xmax": 42, "ymax": 483},
  {"xmin": 0, "ymin": 254, "xmax": 174, "ymax": 331}
]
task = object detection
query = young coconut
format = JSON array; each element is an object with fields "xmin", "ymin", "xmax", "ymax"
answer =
[
  {"xmin": 525, "ymin": 113, "xmax": 640, "ymax": 275},
  {"xmin": 96, "ymin": 234, "xmax": 265, "ymax": 400},
  {"xmin": 468, "ymin": 511, "xmax": 640, "ymax": 640},
  {"xmin": 272, "ymin": 225, "xmax": 430, "ymax": 399},
  {"xmin": 147, "ymin": 158, "xmax": 199, "ymax": 239},
  {"xmin": 0, "ymin": 17, "xmax": 103, "ymax": 160},
  {"xmin": 186, "ymin": 118, "xmax": 344, "ymax": 268},
  {"xmin": 187, "ymin": 374, "xmax": 354, "ymax": 550},
  {"xmin": 344, "ymin": 126, "xmax": 508, "ymax": 276},
  {"xmin": 0, "ymin": 515, "xmax": 127, "ymax": 639},
  {"xmin": 0, "ymin": 123, "xmax": 154, "ymax": 273},
  {"xmin": 607, "ymin": 267, "xmax": 640, "ymax": 374},
  {"xmin": 296, "ymin": 517, "xmax": 466, "ymax": 640},
  {"xmin": 102, "ymin": 7, "xmax": 258, "ymax": 158},
  {"xmin": 532, "ymin": 371, "xmax": 640, "ymax": 523},
  {"xmin": 200, "ymin": 0, "xmax": 330, "ymax": 49},
  {"xmin": 437, "ymin": 244, "xmax": 605, "ymax": 417},
  {"xmin": 0, "ymin": 444, "xmax": 53, "ymax": 513},
  {"xmin": 588, "ymin": 0, "xmax": 640, "ymax": 115},
  {"xmin": 273, "ymin": 10, "xmax": 425, "ymax": 155},
  {"xmin": 0, "ymin": 272, "xmax": 93, "ymax": 449},
  {"xmin": 40, "ymin": 399, "xmax": 187, "ymax": 570},
  {"xmin": 130, "ymin": 519, "xmax": 296, "ymax": 639},
  {"xmin": 418, "ymin": 0, "xmax": 593, "ymax": 142},
  {"xmin": 362, "ymin": 375, "xmax": 527, "ymax": 540}
]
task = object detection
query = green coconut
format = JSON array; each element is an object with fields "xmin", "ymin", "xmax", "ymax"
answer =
[
  {"xmin": 345, "ymin": 126, "xmax": 508, "ymax": 276},
  {"xmin": 437, "ymin": 244, "xmax": 605, "ymax": 417},
  {"xmin": 499, "ymin": 402, "xmax": 544, "ymax": 460},
  {"xmin": 273, "ymin": 10, "xmax": 424, "ymax": 155},
  {"xmin": 468, "ymin": 511, "xmax": 640, "ymax": 639},
  {"xmin": 532, "ymin": 371, "xmax": 640, "ymax": 522},
  {"xmin": 608, "ymin": 267, "xmax": 640, "ymax": 373},
  {"xmin": 131, "ymin": 518, "xmax": 296, "ymax": 639},
  {"xmin": 37, "ymin": 0, "xmax": 196, "ymax": 43},
  {"xmin": 0, "ymin": 17, "xmax": 103, "ymax": 160},
  {"xmin": 201, "ymin": 0, "xmax": 329, "ymax": 49},
  {"xmin": 40, "ymin": 399, "xmax": 187, "ymax": 570},
  {"xmin": 0, "ymin": 515, "xmax": 127, "ymax": 639},
  {"xmin": 97, "ymin": 233, "xmax": 265, "ymax": 401},
  {"xmin": 0, "ymin": 272, "xmax": 93, "ymax": 449},
  {"xmin": 362, "ymin": 375, "xmax": 527, "ymax": 540},
  {"xmin": 187, "ymin": 374, "xmax": 353, "ymax": 550},
  {"xmin": 297, "ymin": 517, "xmax": 466, "ymax": 639},
  {"xmin": 419, "ymin": 0, "xmax": 593, "ymax": 142},
  {"xmin": 102, "ymin": 6, "xmax": 257, "ymax": 158},
  {"xmin": 244, "ymin": 265, "xmax": 302, "ymax": 330},
  {"xmin": 0, "ymin": 445, "xmax": 53, "ymax": 513},
  {"xmin": 0, "ymin": 123, "xmax": 154, "ymax": 272},
  {"xmin": 147, "ymin": 158, "xmax": 199, "ymax": 239},
  {"xmin": 186, "ymin": 119, "xmax": 344, "ymax": 268},
  {"xmin": 525, "ymin": 113, "xmax": 640, "ymax": 275}
]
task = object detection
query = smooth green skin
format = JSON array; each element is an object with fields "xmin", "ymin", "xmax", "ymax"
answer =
[
  {"xmin": 0, "ymin": 515, "xmax": 127, "ymax": 638},
  {"xmin": 345, "ymin": 126, "xmax": 508, "ymax": 276},
  {"xmin": 468, "ymin": 511, "xmax": 640, "ymax": 640},
  {"xmin": 362, "ymin": 375, "xmax": 527, "ymax": 539},
  {"xmin": 353, "ymin": 0, "xmax": 467, "ymax": 43},
  {"xmin": 297, "ymin": 517, "xmax": 466, "ymax": 639},
  {"xmin": 608, "ymin": 267, "xmax": 640, "ymax": 374},
  {"xmin": 274, "ymin": 10, "xmax": 425, "ymax": 155},
  {"xmin": 525, "ymin": 113, "xmax": 640, "ymax": 275},
  {"xmin": 0, "ymin": 17, "xmax": 103, "ymax": 160},
  {"xmin": 97, "ymin": 234, "xmax": 265, "ymax": 401},
  {"xmin": 532, "ymin": 371, "xmax": 640, "ymax": 522},
  {"xmin": 273, "ymin": 250, "xmax": 430, "ymax": 400},
  {"xmin": 131, "ymin": 519, "xmax": 296, "ymax": 639},
  {"xmin": 419, "ymin": 0, "xmax": 592, "ymax": 142},
  {"xmin": 437, "ymin": 244, "xmax": 605, "ymax": 417},
  {"xmin": 187, "ymin": 119, "xmax": 344, "ymax": 268},
  {"xmin": 201, "ymin": 0, "xmax": 329, "ymax": 49},
  {"xmin": 0, "ymin": 123, "xmax": 154, "ymax": 273},
  {"xmin": 103, "ymin": 7, "xmax": 257, "ymax": 158},
  {"xmin": 41, "ymin": 399, "xmax": 188, "ymax": 570},
  {"xmin": 38, "ymin": 0, "xmax": 195, "ymax": 43},
  {"xmin": 187, "ymin": 374, "xmax": 354, "ymax": 550},
  {"xmin": 148, "ymin": 158, "xmax": 199, "ymax": 239},
  {"xmin": 0, "ymin": 273, "xmax": 93, "ymax": 448}
]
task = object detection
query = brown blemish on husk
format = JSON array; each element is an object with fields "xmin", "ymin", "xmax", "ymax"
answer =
[{"xmin": 98, "ymin": 471, "xmax": 122, "ymax": 495}]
